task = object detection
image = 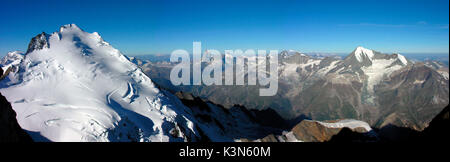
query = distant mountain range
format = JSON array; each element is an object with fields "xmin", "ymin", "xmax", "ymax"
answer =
[
  {"xmin": 135, "ymin": 46, "xmax": 449, "ymax": 131},
  {"xmin": 132, "ymin": 52, "xmax": 449, "ymax": 65}
]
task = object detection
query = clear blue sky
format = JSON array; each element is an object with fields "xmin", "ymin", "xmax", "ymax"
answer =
[{"xmin": 0, "ymin": 0, "xmax": 448, "ymax": 56}]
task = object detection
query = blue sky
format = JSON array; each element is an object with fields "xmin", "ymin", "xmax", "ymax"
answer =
[{"xmin": 0, "ymin": 0, "xmax": 448, "ymax": 56}]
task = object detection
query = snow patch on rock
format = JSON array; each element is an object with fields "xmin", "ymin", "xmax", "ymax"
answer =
[{"xmin": 317, "ymin": 119, "xmax": 372, "ymax": 132}]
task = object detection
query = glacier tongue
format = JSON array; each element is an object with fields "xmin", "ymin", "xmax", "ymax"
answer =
[{"xmin": 0, "ymin": 24, "xmax": 198, "ymax": 142}]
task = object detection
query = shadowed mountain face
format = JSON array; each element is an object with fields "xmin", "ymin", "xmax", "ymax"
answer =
[
  {"xmin": 421, "ymin": 104, "xmax": 449, "ymax": 141},
  {"xmin": 330, "ymin": 104, "xmax": 450, "ymax": 142},
  {"xmin": 236, "ymin": 118, "xmax": 378, "ymax": 142},
  {"xmin": 0, "ymin": 92, "xmax": 32, "ymax": 142},
  {"xmin": 133, "ymin": 47, "xmax": 449, "ymax": 131},
  {"xmin": 233, "ymin": 104, "xmax": 449, "ymax": 142},
  {"xmin": 171, "ymin": 91, "xmax": 291, "ymax": 141},
  {"xmin": 0, "ymin": 68, "xmax": 32, "ymax": 142}
]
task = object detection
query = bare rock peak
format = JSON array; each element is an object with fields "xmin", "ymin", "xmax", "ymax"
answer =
[{"xmin": 26, "ymin": 32, "xmax": 50, "ymax": 54}]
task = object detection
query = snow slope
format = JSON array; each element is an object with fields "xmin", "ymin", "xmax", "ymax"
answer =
[{"xmin": 0, "ymin": 24, "xmax": 199, "ymax": 142}]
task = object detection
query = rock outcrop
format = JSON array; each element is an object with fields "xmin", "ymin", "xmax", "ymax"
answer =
[
  {"xmin": 421, "ymin": 104, "xmax": 449, "ymax": 142},
  {"xmin": 0, "ymin": 92, "xmax": 32, "ymax": 142}
]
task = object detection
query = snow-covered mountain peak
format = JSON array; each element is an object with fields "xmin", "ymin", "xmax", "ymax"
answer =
[
  {"xmin": 34, "ymin": 24, "xmax": 85, "ymax": 48},
  {"xmin": 279, "ymin": 50, "xmax": 308, "ymax": 60},
  {"xmin": 59, "ymin": 23, "xmax": 82, "ymax": 33},
  {"xmin": 353, "ymin": 46, "xmax": 374, "ymax": 62},
  {"xmin": 2, "ymin": 51, "xmax": 24, "ymax": 63},
  {"xmin": 393, "ymin": 53, "xmax": 408, "ymax": 65},
  {"xmin": 0, "ymin": 51, "xmax": 24, "ymax": 73},
  {"xmin": 289, "ymin": 50, "xmax": 306, "ymax": 56},
  {"xmin": 0, "ymin": 25, "xmax": 200, "ymax": 142}
]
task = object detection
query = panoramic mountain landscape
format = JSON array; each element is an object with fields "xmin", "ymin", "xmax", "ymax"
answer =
[
  {"xmin": 0, "ymin": 1, "xmax": 448, "ymax": 161},
  {"xmin": 0, "ymin": 24, "xmax": 448, "ymax": 142}
]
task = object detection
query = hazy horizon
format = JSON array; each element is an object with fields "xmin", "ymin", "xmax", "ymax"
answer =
[{"xmin": 125, "ymin": 51, "xmax": 450, "ymax": 56}]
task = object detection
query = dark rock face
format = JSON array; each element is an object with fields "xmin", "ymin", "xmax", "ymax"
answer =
[
  {"xmin": 173, "ymin": 91, "xmax": 289, "ymax": 141},
  {"xmin": 330, "ymin": 104, "xmax": 450, "ymax": 142},
  {"xmin": 0, "ymin": 67, "xmax": 3, "ymax": 80},
  {"xmin": 291, "ymin": 120, "xmax": 342, "ymax": 142},
  {"xmin": 174, "ymin": 89, "xmax": 447, "ymax": 142},
  {"xmin": 328, "ymin": 127, "xmax": 379, "ymax": 142},
  {"xmin": 241, "ymin": 119, "xmax": 378, "ymax": 142},
  {"xmin": 421, "ymin": 104, "xmax": 449, "ymax": 142},
  {"xmin": 290, "ymin": 120, "xmax": 377, "ymax": 142},
  {"xmin": 375, "ymin": 124, "xmax": 421, "ymax": 142},
  {"xmin": 0, "ymin": 93, "xmax": 33, "ymax": 142},
  {"xmin": 26, "ymin": 32, "xmax": 50, "ymax": 54},
  {"xmin": 0, "ymin": 66, "xmax": 14, "ymax": 81}
]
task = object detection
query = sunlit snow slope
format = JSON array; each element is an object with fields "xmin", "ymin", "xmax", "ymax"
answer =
[{"xmin": 0, "ymin": 24, "xmax": 199, "ymax": 142}]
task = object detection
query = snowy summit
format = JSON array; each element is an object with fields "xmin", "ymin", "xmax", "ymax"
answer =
[
  {"xmin": 0, "ymin": 24, "xmax": 200, "ymax": 142},
  {"xmin": 353, "ymin": 46, "xmax": 375, "ymax": 62}
]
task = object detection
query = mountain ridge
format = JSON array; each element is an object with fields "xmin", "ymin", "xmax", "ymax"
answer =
[
  {"xmin": 136, "ymin": 45, "xmax": 449, "ymax": 131},
  {"xmin": 0, "ymin": 24, "xmax": 204, "ymax": 141}
]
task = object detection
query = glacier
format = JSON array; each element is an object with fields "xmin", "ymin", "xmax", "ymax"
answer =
[{"xmin": 0, "ymin": 24, "xmax": 201, "ymax": 142}]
